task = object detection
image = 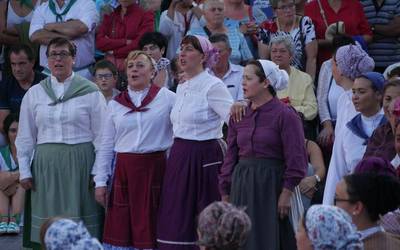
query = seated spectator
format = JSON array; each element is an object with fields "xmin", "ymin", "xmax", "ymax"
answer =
[
  {"xmin": 323, "ymin": 72, "xmax": 386, "ymax": 205},
  {"xmin": 390, "ymin": 97, "xmax": 400, "ymax": 173},
  {"xmin": 335, "ymin": 173, "xmax": 400, "ymax": 250},
  {"xmin": 363, "ymin": 80, "xmax": 400, "ymax": 161},
  {"xmin": 258, "ymin": 0, "xmax": 318, "ymax": 80},
  {"xmin": 298, "ymin": 139, "xmax": 325, "ymax": 210},
  {"xmin": 0, "ymin": 44, "xmax": 46, "ymax": 134},
  {"xmin": 0, "ymin": 114, "xmax": 24, "ymax": 234},
  {"xmin": 159, "ymin": 0, "xmax": 203, "ymax": 60},
  {"xmin": 305, "ymin": 0, "xmax": 372, "ymax": 67},
  {"xmin": 96, "ymin": 0, "xmax": 154, "ymax": 73},
  {"xmin": 197, "ymin": 201, "xmax": 251, "ymax": 250},
  {"xmin": 208, "ymin": 33, "xmax": 244, "ymax": 101},
  {"xmin": 244, "ymin": 0, "xmax": 274, "ymax": 24},
  {"xmin": 0, "ymin": 0, "xmax": 42, "ymax": 76},
  {"xmin": 188, "ymin": 0, "xmax": 253, "ymax": 65},
  {"xmin": 360, "ymin": 0, "xmax": 400, "ymax": 73},
  {"xmin": 317, "ymin": 35, "xmax": 355, "ymax": 156},
  {"xmin": 296, "ymin": 205, "xmax": 363, "ymax": 250},
  {"xmin": 40, "ymin": 218, "xmax": 103, "ymax": 250},
  {"xmin": 139, "ymin": 31, "xmax": 171, "ymax": 88},
  {"xmin": 29, "ymin": 0, "xmax": 99, "ymax": 79},
  {"xmin": 93, "ymin": 59, "xmax": 120, "ymax": 102},
  {"xmin": 269, "ymin": 35, "xmax": 317, "ymax": 137}
]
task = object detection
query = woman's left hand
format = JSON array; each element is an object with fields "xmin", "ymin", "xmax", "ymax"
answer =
[
  {"xmin": 299, "ymin": 176, "xmax": 317, "ymax": 199},
  {"xmin": 278, "ymin": 188, "xmax": 293, "ymax": 219}
]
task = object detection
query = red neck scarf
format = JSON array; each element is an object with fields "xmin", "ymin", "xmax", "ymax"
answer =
[{"xmin": 114, "ymin": 84, "xmax": 161, "ymax": 113}]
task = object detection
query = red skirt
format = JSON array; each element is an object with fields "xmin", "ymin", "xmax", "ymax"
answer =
[{"xmin": 103, "ymin": 151, "xmax": 166, "ymax": 249}]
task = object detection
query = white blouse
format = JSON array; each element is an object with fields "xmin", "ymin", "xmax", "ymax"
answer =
[
  {"xmin": 16, "ymin": 74, "xmax": 107, "ymax": 180},
  {"xmin": 323, "ymin": 111, "xmax": 384, "ymax": 205},
  {"xmin": 171, "ymin": 71, "xmax": 233, "ymax": 141},
  {"xmin": 93, "ymin": 87, "xmax": 176, "ymax": 187},
  {"xmin": 334, "ymin": 90, "xmax": 358, "ymax": 137}
]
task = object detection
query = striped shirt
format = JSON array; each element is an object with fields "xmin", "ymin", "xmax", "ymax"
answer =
[{"xmin": 361, "ymin": 0, "xmax": 400, "ymax": 67}]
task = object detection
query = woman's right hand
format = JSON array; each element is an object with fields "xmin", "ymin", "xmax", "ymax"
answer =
[
  {"xmin": 95, "ymin": 187, "xmax": 107, "ymax": 207},
  {"xmin": 20, "ymin": 178, "xmax": 34, "ymax": 191},
  {"xmin": 317, "ymin": 123, "xmax": 334, "ymax": 146}
]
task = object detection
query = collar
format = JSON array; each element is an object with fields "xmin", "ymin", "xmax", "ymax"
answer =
[
  {"xmin": 184, "ymin": 70, "xmax": 207, "ymax": 85},
  {"xmin": 359, "ymin": 226, "xmax": 384, "ymax": 240},
  {"xmin": 116, "ymin": 3, "xmax": 138, "ymax": 15},
  {"xmin": 54, "ymin": 0, "xmax": 71, "ymax": 11},
  {"xmin": 346, "ymin": 112, "xmax": 386, "ymax": 143},
  {"xmin": 50, "ymin": 72, "xmax": 75, "ymax": 86},
  {"xmin": 127, "ymin": 85, "xmax": 150, "ymax": 106},
  {"xmin": 210, "ymin": 63, "xmax": 240, "ymax": 79}
]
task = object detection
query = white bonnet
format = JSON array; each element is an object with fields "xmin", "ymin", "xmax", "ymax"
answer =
[{"xmin": 257, "ymin": 60, "xmax": 289, "ymax": 91}]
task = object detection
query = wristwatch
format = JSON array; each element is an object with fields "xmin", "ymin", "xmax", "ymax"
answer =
[{"xmin": 314, "ymin": 174, "xmax": 321, "ymax": 183}]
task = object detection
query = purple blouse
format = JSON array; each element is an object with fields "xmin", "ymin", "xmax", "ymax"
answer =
[
  {"xmin": 219, "ymin": 97, "xmax": 308, "ymax": 195},
  {"xmin": 363, "ymin": 122, "xmax": 396, "ymax": 161}
]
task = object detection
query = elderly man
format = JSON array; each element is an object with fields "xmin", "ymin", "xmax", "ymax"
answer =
[
  {"xmin": 0, "ymin": 44, "xmax": 46, "ymax": 144},
  {"xmin": 270, "ymin": 35, "xmax": 317, "ymax": 138},
  {"xmin": 208, "ymin": 33, "xmax": 244, "ymax": 101},
  {"xmin": 29, "ymin": 0, "xmax": 99, "ymax": 79}
]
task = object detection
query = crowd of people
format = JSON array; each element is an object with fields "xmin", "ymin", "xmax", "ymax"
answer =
[{"xmin": 0, "ymin": 0, "xmax": 399, "ymax": 250}]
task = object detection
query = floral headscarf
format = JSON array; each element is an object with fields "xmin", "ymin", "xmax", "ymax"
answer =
[
  {"xmin": 197, "ymin": 201, "xmax": 251, "ymax": 249},
  {"xmin": 44, "ymin": 219, "xmax": 103, "ymax": 250},
  {"xmin": 305, "ymin": 205, "xmax": 363, "ymax": 250}
]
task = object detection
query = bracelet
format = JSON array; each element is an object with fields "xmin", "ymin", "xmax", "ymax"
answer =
[{"xmin": 314, "ymin": 174, "xmax": 321, "ymax": 183}]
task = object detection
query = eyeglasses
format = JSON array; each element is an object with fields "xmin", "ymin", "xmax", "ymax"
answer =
[
  {"xmin": 47, "ymin": 51, "xmax": 72, "ymax": 60},
  {"xmin": 95, "ymin": 73, "xmax": 114, "ymax": 80},
  {"xmin": 276, "ymin": 3, "xmax": 295, "ymax": 11},
  {"xmin": 333, "ymin": 197, "xmax": 355, "ymax": 205}
]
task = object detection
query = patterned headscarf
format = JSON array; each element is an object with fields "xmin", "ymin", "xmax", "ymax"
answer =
[
  {"xmin": 197, "ymin": 201, "xmax": 251, "ymax": 249},
  {"xmin": 305, "ymin": 205, "xmax": 363, "ymax": 250},
  {"xmin": 193, "ymin": 35, "xmax": 219, "ymax": 68},
  {"xmin": 44, "ymin": 219, "xmax": 103, "ymax": 250},
  {"xmin": 335, "ymin": 44, "xmax": 374, "ymax": 81}
]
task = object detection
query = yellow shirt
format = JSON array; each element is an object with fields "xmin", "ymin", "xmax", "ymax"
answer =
[{"xmin": 277, "ymin": 67, "xmax": 317, "ymax": 120}]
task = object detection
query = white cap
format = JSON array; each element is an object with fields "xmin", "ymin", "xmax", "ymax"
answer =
[{"xmin": 258, "ymin": 60, "xmax": 289, "ymax": 91}]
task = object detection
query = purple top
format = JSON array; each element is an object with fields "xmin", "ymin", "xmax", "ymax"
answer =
[
  {"xmin": 363, "ymin": 122, "xmax": 396, "ymax": 161},
  {"xmin": 219, "ymin": 97, "xmax": 307, "ymax": 195}
]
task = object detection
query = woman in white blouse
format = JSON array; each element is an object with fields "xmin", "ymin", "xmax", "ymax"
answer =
[
  {"xmin": 323, "ymin": 72, "xmax": 386, "ymax": 205},
  {"xmin": 157, "ymin": 35, "xmax": 233, "ymax": 250},
  {"xmin": 93, "ymin": 51, "xmax": 176, "ymax": 250},
  {"xmin": 16, "ymin": 38, "xmax": 106, "ymax": 249}
]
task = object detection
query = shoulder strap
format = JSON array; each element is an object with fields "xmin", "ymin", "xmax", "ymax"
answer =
[
  {"xmin": 317, "ymin": 0, "xmax": 329, "ymax": 28},
  {"xmin": 203, "ymin": 26, "xmax": 212, "ymax": 37}
]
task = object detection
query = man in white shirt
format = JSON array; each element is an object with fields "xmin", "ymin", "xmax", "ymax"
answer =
[
  {"xmin": 209, "ymin": 33, "xmax": 244, "ymax": 101},
  {"xmin": 29, "ymin": 0, "xmax": 99, "ymax": 79}
]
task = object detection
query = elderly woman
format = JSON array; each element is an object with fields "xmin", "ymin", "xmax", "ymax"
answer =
[
  {"xmin": 305, "ymin": 0, "xmax": 372, "ymax": 67},
  {"xmin": 258, "ymin": 0, "xmax": 318, "ymax": 80},
  {"xmin": 157, "ymin": 35, "xmax": 233, "ymax": 250},
  {"xmin": 17, "ymin": 37, "xmax": 106, "ymax": 249},
  {"xmin": 96, "ymin": 0, "xmax": 154, "ymax": 72},
  {"xmin": 187, "ymin": 0, "xmax": 253, "ymax": 65},
  {"xmin": 219, "ymin": 59, "xmax": 307, "ymax": 250},
  {"xmin": 197, "ymin": 201, "xmax": 251, "ymax": 250},
  {"xmin": 335, "ymin": 173, "xmax": 400, "ymax": 249},
  {"xmin": 269, "ymin": 35, "xmax": 318, "ymax": 138},
  {"xmin": 93, "ymin": 50, "xmax": 176, "ymax": 250},
  {"xmin": 0, "ymin": 114, "xmax": 24, "ymax": 234},
  {"xmin": 296, "ymin": 205, "xmax": 363, "ymax": 250},
  {"xmin": 323, "ymin": 72, "xmax": 386, "ymax": 205}
]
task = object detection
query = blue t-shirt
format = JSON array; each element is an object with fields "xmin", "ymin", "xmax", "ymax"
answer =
[{"xmin": 0, "ymin": 71, "xmax": 46, "ymax": 114}]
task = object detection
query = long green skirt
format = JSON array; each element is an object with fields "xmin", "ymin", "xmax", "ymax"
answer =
[{"xmin": 22, "ymin": 143, "xmax": 104, "ymax": 249}]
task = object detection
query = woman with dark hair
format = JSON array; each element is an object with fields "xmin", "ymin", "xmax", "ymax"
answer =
[
  {"xmin": 157, "ymin": 35, "xmax": 233, "ymax": 250},
  {"xmin": 219, "ymin": 59, "xmax": 307, "ymax": 250},
  {"xmin": 335, "ymin": 173, "xmax": 400, "ymax": 249},
  {"xmin": 139, "ymin": 31, "xmax": 172, "ymax": 88},
  {"xmin": 323, "ymin": 72, "xmax": 386, "ymax": 205},
  {"xmin": 0, "ymin": 113, "xmax": 23, "ymax": 234}
]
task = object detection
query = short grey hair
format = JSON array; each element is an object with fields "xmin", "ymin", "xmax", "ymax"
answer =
[
  {"xmin": 203, "ymin": 0, "xmax": 224, "ymax": 10},
  {"xmin": 270, "ymin": 0, "xmax": 295, "ymax": 9},
  {"xmin": 209, "ymin": 33, "xmax": 231, "ymax": 49},
  {"xmin": 269, "ymin": 35, "xmax": 295, "ymax": 56}
]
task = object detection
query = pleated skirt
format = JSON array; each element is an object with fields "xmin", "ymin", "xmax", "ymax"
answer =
[
  {"xmin": 22, "ymin": 143, "xmax": 103, "ymax": 249},
  {"xmin": 157, "ymin": 138, "xmax": 224, "ymax": 250},
  {"xmin": 103, "ymin": 151, "xmax": 166, "ymax": 249},
  {"xmin": 230, "ymin": 158, "xmax": 296, "ymax": 250}
]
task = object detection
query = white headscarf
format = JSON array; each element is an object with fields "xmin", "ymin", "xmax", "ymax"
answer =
[{"xmin": 257, "ymin": 60, "xmax": 289, "ymax": 91}]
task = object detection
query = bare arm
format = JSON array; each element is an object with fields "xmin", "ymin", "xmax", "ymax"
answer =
[
  {"xmin": 374, "ymin": 17, "xmax": 400, "ymax": 37},
  {"xmin": 44, "ymin": 20, "xmax": 88, "ymax": 39},
  {"xmin": 0, "ymin": 1, "xmax": 19, "ymax": 44},
  {"xmin": 30, "ymin": 29, "xmax": 69, "ymax": 45},
  {"xmin": 305, "ymin": 40, "xmax": 317, "ymax": 81},
  {"xmin": 307, "ymin": 140, "xmax": 326, "ymax": 180}
]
